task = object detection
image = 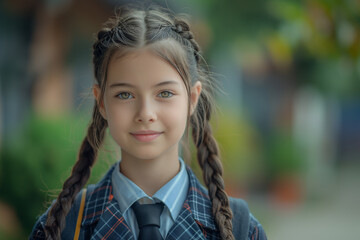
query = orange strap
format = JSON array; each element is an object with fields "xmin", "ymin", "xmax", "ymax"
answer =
[{"xmin": 73, "ymin": 189, "xmax": 87, "ymax": 240}]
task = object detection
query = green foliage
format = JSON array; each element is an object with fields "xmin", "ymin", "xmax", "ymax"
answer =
[
  {"xmin": 195, "ymin": 0, "xmax": 360, "ymax": 96},
  {"xmin": 0, "ymin": 228, "xmax": 20, "ymax": 240},
  {"xmin": 188, "ymin": 108, "xmax": 265, "ymax": 186},
  {"xmin": 0, "ymin": 114, "xmax": 83, "ymax": 235},
  {"xmin": 197, "ymin": 0, "xmax": 279, "ymax": 48},
  {"xmin": 265, "ymin": 130, "xmax": 304, "ymax": 179},
  {"xmin": 0, "ymin": 113, "xmax": 115, "ymax": 237},
  {"xmin": 212, "ymin": 109, "xmax": 264, "ymax": 182}
]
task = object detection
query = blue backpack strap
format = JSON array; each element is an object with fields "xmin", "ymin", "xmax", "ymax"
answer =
[{"xmin": 229, "ymin": 197, "xmax": 250, "ymax": 240}]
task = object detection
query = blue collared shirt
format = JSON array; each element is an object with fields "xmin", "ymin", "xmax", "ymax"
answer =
[{"xmin": 111, "ymin": 157, "xmax": 189, "ymax": 239}]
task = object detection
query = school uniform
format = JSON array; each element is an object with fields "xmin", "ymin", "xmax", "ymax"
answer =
[{"xmin": 30, "ymin": 158, "xmax": 267, "ymax": 240}]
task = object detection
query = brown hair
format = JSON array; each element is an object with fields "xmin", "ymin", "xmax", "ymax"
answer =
[{"xmin": 44, "ymin": 4, "xmax": 234, "ymax": 240}]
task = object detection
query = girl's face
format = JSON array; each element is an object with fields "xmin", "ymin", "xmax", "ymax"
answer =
[{"xmin": 93, "ymin": 47, "xmax": 201, "ymax": 163}]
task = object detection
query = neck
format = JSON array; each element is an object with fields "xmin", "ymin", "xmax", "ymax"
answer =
[{"xmin": 119, "ymin": 152, "xmax": 180, "ymax": 197}]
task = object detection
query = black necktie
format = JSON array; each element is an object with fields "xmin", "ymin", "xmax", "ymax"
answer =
[{"xmin": 132, "ymin": 201, "xmax": 164, "ymax": 240}]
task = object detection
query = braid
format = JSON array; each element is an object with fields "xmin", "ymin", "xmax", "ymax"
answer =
[
  {"xmin": 168, "ymin": 16, "xmax": 234, "ymax": 239},
  {"xmin": 170, "ymin": 18, "xmax": 201, "ymax": 63},
  {"xmin": 44, "ymin": 105, "xmax": 107, "ymax": 239},
  {"xmin": 184, "ymin": 19, "xmax": 234, "ymax": 237},
  {"xmin": 191, "ymin": 107, "xmax": 234, "ymax": 240},
  {"xmin": 43, "ymin": 12, "xmax": 112, "ymax": 239}
]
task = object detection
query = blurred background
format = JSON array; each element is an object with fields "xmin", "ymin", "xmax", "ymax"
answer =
[{"xmin": 0, "ymin": 0, "xmax": 359, "ymax": 239}]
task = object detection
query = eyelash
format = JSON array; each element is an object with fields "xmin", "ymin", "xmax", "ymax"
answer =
[
  {"xmin": 117, "ymin": 92, "xmax": 133, "ymax": 100},
  {"xmin": 116, "ymin": 91, "xmax": 174, "ymax": 100},
  {"xmin": 158, "ymin": 91, "xmax": 174, "ymax": 98}
]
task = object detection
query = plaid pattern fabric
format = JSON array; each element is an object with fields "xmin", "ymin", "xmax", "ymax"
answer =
[
  {"xmin": 29, "ymin": 162, "xmax": 267, "ymax": 240},
  {"xmin": 81, "ymin": 164, "xmax": 220, "ymax": 240},
  {"xmin": 111, "ymin": 157, "xmax": 189, "ymax": 239}
]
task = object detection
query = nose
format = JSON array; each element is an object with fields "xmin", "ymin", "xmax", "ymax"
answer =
[{"xmin": 135, "ymin": 99, "xmax": 157, "ymax": 123}]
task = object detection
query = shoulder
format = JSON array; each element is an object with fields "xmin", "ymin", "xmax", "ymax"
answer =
[
  {"xmin": 29, "ymin": 189, "xmax": 86, "ymax": 240},
  {"xmin": 248, "ymin": 213, "xmax": 267, "ymax": 240},
  {"xmin": 228, "ymin": 197, "xmax": 267, "ymax": 240},
  {"xmin": 29, "ymin": 164, "xmax": 116, "ymax": 239},
  {"xmin": 29, "ymin": 209, "xmax": 48, "ymax": 240}
]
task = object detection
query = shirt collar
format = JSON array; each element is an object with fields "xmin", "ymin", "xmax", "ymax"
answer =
[
  {"xmin": 82, "ymin": 160, "xmax": 216, "ymax": 231},
  {"xmin": 111, "ymin": 157, "xmax": 189, "ymax": 222}
]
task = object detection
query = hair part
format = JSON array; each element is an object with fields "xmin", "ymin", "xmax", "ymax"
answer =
[{"xmin": 44, "ymin": 4, "xmax": 234, "ymax": 240}]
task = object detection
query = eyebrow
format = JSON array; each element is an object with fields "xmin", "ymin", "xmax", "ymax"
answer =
[{"xmin": 109, "ymin": 80, "xmax": 180, "ymax": 88}]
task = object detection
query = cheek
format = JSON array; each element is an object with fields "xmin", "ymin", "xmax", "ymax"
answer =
[
  {"xmin": 162, "ymin": 99, "xmax": 188, "ymax": 131},
  {"xmin": 105, "ymin": 103, "xmax": 134, "ymax": 130}
]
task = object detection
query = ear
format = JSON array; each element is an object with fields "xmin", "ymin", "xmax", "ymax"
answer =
[
  {"xmin": 92, "ymin": 84, "xmax": 107, "ymax": 120},
  {"xmin": 190, "ymin": 81, "xmax": 202, "ymax": 115}
]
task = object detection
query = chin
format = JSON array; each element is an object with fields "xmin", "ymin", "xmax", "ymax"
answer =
[
  {"xmin": 123, "ymin": 148, "xmax": 164, "ymax": 161},
  {"xmin": 133, "ymin": 154, "xmax": 164, "ymax": 162}
]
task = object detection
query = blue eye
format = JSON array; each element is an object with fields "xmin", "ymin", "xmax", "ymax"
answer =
[
  {"xmin": 117, "ymin": 92, "xmax": 133, "ymax": 99},
  {"xmin": 158, "ymin": 91, "xmax": 174, "ymax": 98}
]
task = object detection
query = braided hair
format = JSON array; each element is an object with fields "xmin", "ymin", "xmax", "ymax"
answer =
[{"xmin": 44, "ymin": 4, "xmax": 234, "ymax": 240}]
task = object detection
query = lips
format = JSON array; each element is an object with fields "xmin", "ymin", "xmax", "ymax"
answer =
[{"xmin": 130, "ymin": 130, "xmax": 163, "ymax": 142}]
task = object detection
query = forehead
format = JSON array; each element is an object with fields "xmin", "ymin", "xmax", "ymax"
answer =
[{"xmin": 106, "ymin": 47, "xmax": 184, "ymax": 88}]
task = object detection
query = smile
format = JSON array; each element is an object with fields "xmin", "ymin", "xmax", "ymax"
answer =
[{"xmin": 130, "ymin": 131, "xmax": 162, "ymax": 142}]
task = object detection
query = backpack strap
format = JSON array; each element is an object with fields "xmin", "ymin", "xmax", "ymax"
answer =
[
  {"xmin": 72, "ymin": 184, "xmax": 97, "ymax": 240},
  {"xmin": 229, "ymin": 197, "xmax": 250, "ymax": 240},
  {"xmin": 73, "ymin": 188, "xmax": 87, "ymax": 240},
  {"xmin": 56, "ymin": 184, "xmax": 97, "ymax": 240}
]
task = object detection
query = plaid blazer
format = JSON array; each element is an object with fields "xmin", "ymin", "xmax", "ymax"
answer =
[{"xmin": 30, "ymin": 164, "xmax": 266, "ymax": 240}]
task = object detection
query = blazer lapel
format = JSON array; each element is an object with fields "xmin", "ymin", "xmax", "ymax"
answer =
[
  {"xmin": 90, "ymin": 200, "xmax": 134, "ymax": 240},
  {"xmin": 166, "ymin": 201, "xmax": 205, "ymax": 240},
  {"xmin": 166, "ymin": 166, "xmax": 220, "ymax": 240},
  {"xmin": 80, "ymin": 164, "xmax": 134, "ymax": 240}
]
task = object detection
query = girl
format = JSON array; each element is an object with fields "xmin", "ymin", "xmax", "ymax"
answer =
[{"xmin": 30, "ymin": 4, "xmax": 267, "ymax": 240}]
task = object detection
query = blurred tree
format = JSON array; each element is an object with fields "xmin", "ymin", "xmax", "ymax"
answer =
[
  {"xmin": 0, "ymin": 113, "xmax": 115, "ymax": 237},
  {"xmin": 193, "ymin": 0, "xmax": 360, "ymax": 96}
]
